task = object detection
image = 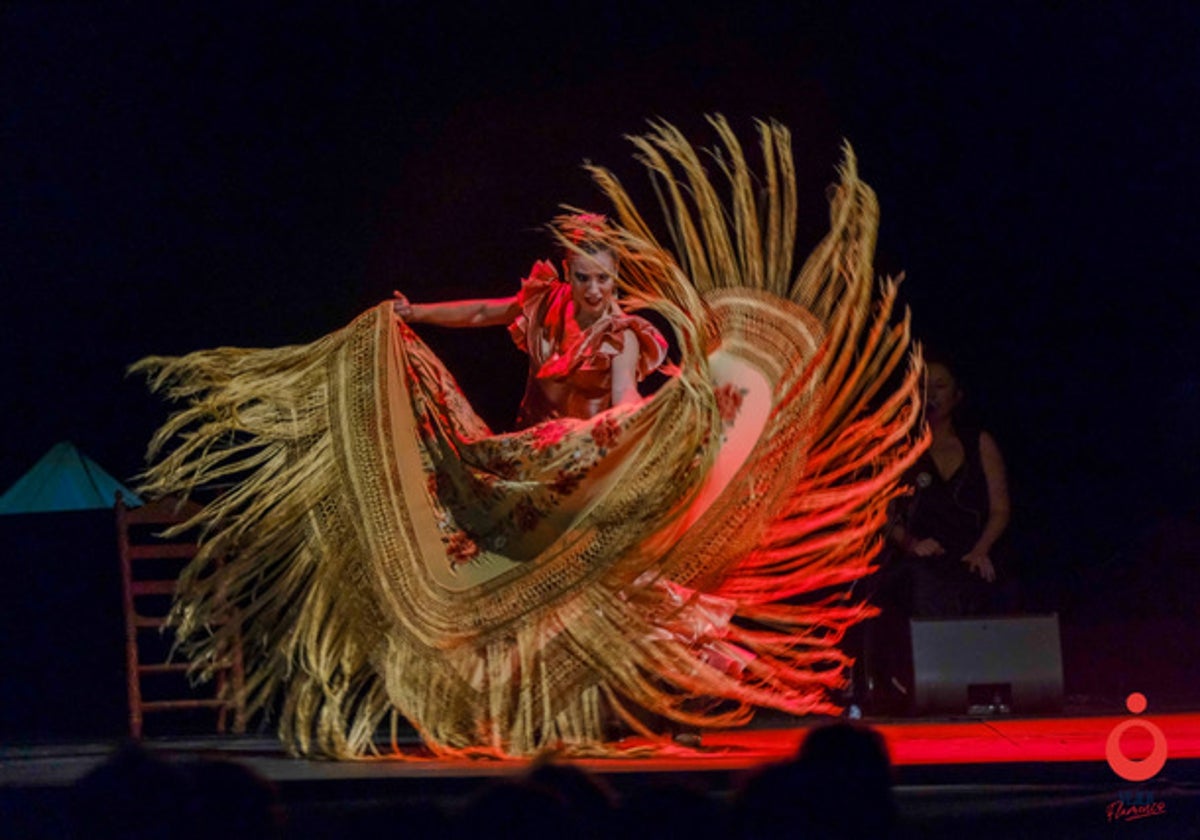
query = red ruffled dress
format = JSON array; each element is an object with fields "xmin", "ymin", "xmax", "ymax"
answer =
[{"xmin": 508, "ymin": 262, "xmax": 668, "ymax": 428}]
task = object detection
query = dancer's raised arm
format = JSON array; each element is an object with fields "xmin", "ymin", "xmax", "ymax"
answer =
[{"xmin": 391, "ymin": 291, "xmax": 520, "ymax": 328}]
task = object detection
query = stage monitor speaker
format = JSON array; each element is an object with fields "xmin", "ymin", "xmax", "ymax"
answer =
[{"xmin": 910, "ymin": 613, "xmax": 1064, "ymax": 715}]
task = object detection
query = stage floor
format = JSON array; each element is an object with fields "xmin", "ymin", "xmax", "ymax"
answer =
[{"xmin": 3, "ymin": 711, "xmax": 1199, "ymax": 839}]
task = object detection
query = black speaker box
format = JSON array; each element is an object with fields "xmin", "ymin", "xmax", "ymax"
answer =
[{"xmin": 910, "ymin": 613, "xmax": 1064, "ymax": 715}]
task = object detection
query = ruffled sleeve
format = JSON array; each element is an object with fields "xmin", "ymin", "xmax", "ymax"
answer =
[
  {"xmin": 507, "ymin": 260, "xmax": 561, "ymax": 353},
  {"xmin": 537, "ymin": 310, "xmax": 668, "ymax": 383},
  {"xmin": 612, "ymin": 313, "xmax": 669, "ymax": 381}
]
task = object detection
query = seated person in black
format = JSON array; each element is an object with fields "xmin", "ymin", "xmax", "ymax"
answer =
[
  {"xmin": 890, "ymin": 356, "xmax": 1012, "ymax": 617},
  {"xmin": 855, "ymin": 356, "xmax": 1014, "ymax": 712}
]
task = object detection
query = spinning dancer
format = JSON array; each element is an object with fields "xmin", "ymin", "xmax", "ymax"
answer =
[
  {"xmin": 136, "ymin": 117, "xmax": 924, "ymax": 758},
  {"xmin": 390, "ymin": 212, "xmax": 668, "ymax": 429}
]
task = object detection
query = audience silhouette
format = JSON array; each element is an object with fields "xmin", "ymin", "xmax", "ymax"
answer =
[{"xmin": 69, "ymin": 723, "xmax": 905, "ymax": 839}]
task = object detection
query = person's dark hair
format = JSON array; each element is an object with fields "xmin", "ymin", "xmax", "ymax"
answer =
[
  {"xmin": 734, "ymin": 722, "xmax": 898, "ymax": 840},
  {"xmin": 921, "ymin": 346, "xmax": 964, "ymax": 391},
  {"xmin": 185, "ymin": 757, "xmax": 285, "ymax": 840},
  {"xmin": 555, "ymin": 212, "xmax": 614, "ymax": 258},
  {"xmin": 72, "ymin": 742, "xmax": 191, "ymax": 840},
  {"xmin": 795, "ymin": 722, "xmax": 897, "ymax": 839},
  {"xmin": 527, "ymin": 759, "xmax": 618, "ymax": 839},
  {"xmin": 921, "ymin": 345, "xmax": 983, "ymax": 433}
]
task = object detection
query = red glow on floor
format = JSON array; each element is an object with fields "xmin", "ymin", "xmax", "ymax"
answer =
[
  {"xmin": 699, "ymin": 712, "xmax": 1200, "ymax": 766},
  {"xmin": 354, "ymin": 712, "xmax": 1200, "ymax": 777}
]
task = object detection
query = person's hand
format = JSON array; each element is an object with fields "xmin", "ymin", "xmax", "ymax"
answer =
[
  {"xmin": 963, "ymin": 551, "xmax": 996, "ymax": 582},
  {"xmin": 910, "ymin": 537, "xmax": 945, "ymax": 557},
  {"xmin": 392, "ymin": 290, "xmax": 413, "ymax": 319}
]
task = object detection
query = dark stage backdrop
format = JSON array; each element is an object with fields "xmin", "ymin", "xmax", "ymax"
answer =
[
  {"xmin": 2, "ymin": 2, "xmax": 1197, "ymax": 715},
  {"xmin": 0, "ymin": 510, "xmax": 127, "ymax": 739}
]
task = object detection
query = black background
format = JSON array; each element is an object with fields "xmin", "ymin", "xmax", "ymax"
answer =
[{"xmin": 3, "ymin": 2, "xmax": 1198, "ymax": 707}]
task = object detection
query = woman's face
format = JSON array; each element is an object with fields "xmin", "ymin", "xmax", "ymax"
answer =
[
  {"xmin": 566, "ymin": 249, "xmax": 617, "ymax": 323},
  {"xmin": 924, "ymin": 363, "xmax": 962, "ymax": 422}
]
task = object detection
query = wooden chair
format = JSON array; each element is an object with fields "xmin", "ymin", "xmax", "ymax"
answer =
[{"xmin": 115, "ymin": 493, "xmax": 246, "ymax": 738}]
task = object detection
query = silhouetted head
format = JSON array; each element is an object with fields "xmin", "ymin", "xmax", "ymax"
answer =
[
  {"xmin": 527, "ymin": 759, "xmax": 618, "ymax": 839},
  {"xmin": 185, "ymin": 757, "xmax": 285, "ymax": 840},
  {"xmin": 72, "ymin": 742, "xmax": 190, "ymax": 840},
  {"xmin": 735, "ymin": 722, "xmax": 897, "ymax": 840}
]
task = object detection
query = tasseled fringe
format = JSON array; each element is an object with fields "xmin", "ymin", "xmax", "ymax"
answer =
[
  {"xmin": 584, "ymin": 116, "xmax": 923, "ymax": 724},
  {"xmin": 135, "ymin": 117, "xmax": 924, "ymax": 758}
]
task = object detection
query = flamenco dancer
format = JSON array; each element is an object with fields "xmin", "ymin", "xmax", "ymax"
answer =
[
  {"xmin": 136, "ymin": 117, "xmax": 925, "ymax": 758},
  {"xmin": 390, "ymin": 212, "xmax": 669, "ymax": 430}
]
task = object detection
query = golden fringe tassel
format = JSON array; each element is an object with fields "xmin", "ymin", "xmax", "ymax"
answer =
[{"xmin": 135, "ymin": 116, "xmax": 923, "ymax": 758}]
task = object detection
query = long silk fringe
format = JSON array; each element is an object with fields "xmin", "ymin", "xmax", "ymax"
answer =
[{"xmin": 135, "ymin": 116, "xmax": 923, "ymax": 758}]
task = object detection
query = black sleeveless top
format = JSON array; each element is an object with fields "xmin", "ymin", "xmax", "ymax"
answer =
[{"xmin": 904, "ymin": 428, "xmax": 992, "ymax": 566}]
